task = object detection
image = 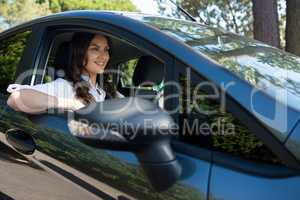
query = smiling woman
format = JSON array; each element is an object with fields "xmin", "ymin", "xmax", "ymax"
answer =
[{"xmin": 6, "ymin": 32, "xmax": 122, "ymax": 114}]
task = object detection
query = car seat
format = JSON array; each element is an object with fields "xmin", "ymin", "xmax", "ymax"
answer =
[
  {"xmin": 131, "ymin": 56, "xmax": 165, "ymax": 107},
  {"xmin": 52, "ymin": 41, "xmax": 71, "ymax": 80},
  {"xmin": 43, "ymin": 41, "xmax": 71, "ymax": 82}
]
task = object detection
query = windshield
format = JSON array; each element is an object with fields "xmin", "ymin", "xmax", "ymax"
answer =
[{"xmin": 143, "ymin": 16, "xmax": 300, "ymax": 109}]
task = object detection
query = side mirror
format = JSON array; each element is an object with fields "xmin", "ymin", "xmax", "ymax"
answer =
[{"xmin": 74, "ymin": 97, "xmax": 181, "ymax": 191}]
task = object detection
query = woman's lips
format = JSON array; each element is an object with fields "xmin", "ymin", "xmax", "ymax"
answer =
[{"xmin": 95, "ymin": 61, "xmax": 105, "ymax": 67}]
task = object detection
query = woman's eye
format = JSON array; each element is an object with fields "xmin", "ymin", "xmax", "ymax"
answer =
[{"xmin": 89, "ymin": 46, "xmax": 109, "ymax": 53}]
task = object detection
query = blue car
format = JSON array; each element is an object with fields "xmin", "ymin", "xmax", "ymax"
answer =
[{"xmin": 0, "ymin": 10, "xmax": 300, "ymax": 200}]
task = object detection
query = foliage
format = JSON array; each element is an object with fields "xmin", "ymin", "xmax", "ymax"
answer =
[
  {"xmin": 119, "ymin": 58, "xmax": 138, "ymax": 86},
  {"xmin": 0, "ymin": 31, "xmax": 32, "ymax": 93},
  {"xmin": 154, "ymin": 0, "xmax": 290, "ymax": 50},
  {"xmin": 36, "ymin": 0, "xmax": 137, "ymax": 12},
  {"xmin": 0, "ymin": 0, "xmax": 137, "ymax": 30},
  {"xmin": 0, "ymin": 0, "xmax": 51, "ymax": 29},
  {"xmin": 168, "ymin": 0, "xmax": 252, "ymax": 36}
]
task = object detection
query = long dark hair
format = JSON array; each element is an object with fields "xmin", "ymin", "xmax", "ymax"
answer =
[{"xmin": 65, "ymin": 32, "xmax": 117, "ymax": 105}]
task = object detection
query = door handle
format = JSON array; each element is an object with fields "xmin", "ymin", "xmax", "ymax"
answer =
[{"xmin": 5, "ymin": 129, "xmax": 36, "ymax": 155}]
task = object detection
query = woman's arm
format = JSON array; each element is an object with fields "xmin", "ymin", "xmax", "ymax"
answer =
[
  {"xmin": 7, "ymin": 89, "xmax": 84, "ymax": 114},
  {"xmin": 7, "ymin": 89, "xmax": 58, "ymax": 114},
  {"xmin": 7, "ymin": 79, "xmax": 86, "ymax": 113}
]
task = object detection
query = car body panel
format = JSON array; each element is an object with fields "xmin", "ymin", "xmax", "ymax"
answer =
[
  {"xmin": 209, "ymin": 164, "xmax": 300, "ymax": 200},
  {"xmin": 27, "ymin": 114, "xmax": 209, "ymax": 200}
]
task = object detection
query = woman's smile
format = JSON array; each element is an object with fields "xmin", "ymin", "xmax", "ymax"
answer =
[{"xmin": 95, "ymin": 61, "xmax": 106, "ymax": 66}]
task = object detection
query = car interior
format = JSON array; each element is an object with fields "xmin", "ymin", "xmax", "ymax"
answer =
[{"xmin": 44, "ymin": 31, "xmax": 165, "ymax": 108}]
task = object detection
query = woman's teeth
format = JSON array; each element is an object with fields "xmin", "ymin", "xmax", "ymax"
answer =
[{"xmin": 95, "ymin": 61, "xmax": 104, "ymax": 66}]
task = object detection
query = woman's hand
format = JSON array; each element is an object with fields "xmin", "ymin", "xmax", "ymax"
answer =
[{"xmin": 68, "ymin": 120, "xmax": 96, "ymax": 137}]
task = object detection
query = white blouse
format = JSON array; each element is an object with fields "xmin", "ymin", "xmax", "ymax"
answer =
[{"xmin": 6, "ymin": 75, "xmax": 120, "ymax": 110}]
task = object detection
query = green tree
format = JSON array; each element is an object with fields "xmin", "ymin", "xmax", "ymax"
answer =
[
  {"xmin": 0, "ymin": 0, "xmax": 51, "ymax": 29},
  {"xmin": 177, "ymin": 0, "xmax": 253, "ymax": 36},
  {"xmin": 0, "ymin": 0, "xmax": 137, "ymax": 30},
  {"xmin": 160, "ymin": 0, "xmax": 285, "ymax": 48},
  {"xmin": 36, "ymin": 0, "xmax": 137, "ymax": 12},
  {"xmin": 0, "ymin": 31, "xmax": 32, "ymax": 93}
]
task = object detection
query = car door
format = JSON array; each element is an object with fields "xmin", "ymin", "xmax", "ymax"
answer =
[
  {"xmin": 173, "ymin": 59, "xmax": 300, "ymax": 200},
  {"xmin": 9, "ymin": 19, "xmax": 211, "ymax": 200},
  {"xmin": 207, "ymin": 103, "xmax": 300, "ymax": 199},
  {"xmin": 0, "ymin": 26, "xmax": 107, "ymax": 200},
  {"xmin": 116, "ymin": 56, "xmax": 212, "ymax": 200}
]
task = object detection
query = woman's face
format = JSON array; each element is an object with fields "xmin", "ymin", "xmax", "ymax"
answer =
[{"xmin": 84, "ymin": 34, "xmax": 110, "ymax": 75}]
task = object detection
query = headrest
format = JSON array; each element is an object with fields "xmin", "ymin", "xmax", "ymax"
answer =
[
  {"xmin": 53, "ymin": 41, "xmax": 71, "ymax": 71},
  {"xmin": 132, "ymin": 56, "xmax": 165, "ymax": 86}
]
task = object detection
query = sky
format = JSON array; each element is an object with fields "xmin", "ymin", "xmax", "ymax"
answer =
[
  {"xmin": 130, "ymin": 0, "xmax": 159, "ymax": 14},
  {"xmin": 130, "ymin": 0, "xmax": 185, "ymax": 20}
]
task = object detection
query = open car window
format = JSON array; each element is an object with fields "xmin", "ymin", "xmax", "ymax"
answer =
[{"xmin": 41, "ymin": 30, "xmax": 166, "ymax": 109}]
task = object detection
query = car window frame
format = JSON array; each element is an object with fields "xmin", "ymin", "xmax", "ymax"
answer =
[{"xmin": 31, "ymin": 19, "xmax": 175, "ymax": 107}]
